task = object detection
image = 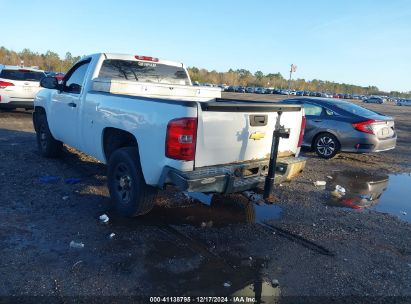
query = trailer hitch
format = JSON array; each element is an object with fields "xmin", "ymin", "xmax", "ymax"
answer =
[{"xmin": 263, "ymin": 111, "xmax": 290, "ymax": 203}]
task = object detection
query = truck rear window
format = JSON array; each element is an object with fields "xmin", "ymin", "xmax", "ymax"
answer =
[
  {"xmin": 0, "ymin": 69, "xmax": 45, "ymax": 82},
  {"xmin": 98, "ymin": 59, "xmax": 190, "ymax": 86}
]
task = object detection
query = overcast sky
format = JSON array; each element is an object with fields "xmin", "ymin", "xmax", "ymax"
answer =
[{"xmin": 1, "ymin": 0, "xmax": 410, "ymax": 92}]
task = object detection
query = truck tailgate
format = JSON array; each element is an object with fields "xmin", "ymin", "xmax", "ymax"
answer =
[{"xmin": 195, "ymin": 100, "xmax": 303, "ymax": 168}]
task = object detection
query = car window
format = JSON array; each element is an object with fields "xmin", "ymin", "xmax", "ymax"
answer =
[
  {"xmin": 334, "ymin": 100, "xmax": 379, "ymax": 116},
  {"xmin": 98, "ymin": 59, "xmax": 190, "ymax": 86},
  {"xmin": 303, "ymin": 103, "xmax": 323, "ymax": 116},
  {"xmin": 0, "ymin": 69, "xmax": 45, "ymax": 82},
  {"xmin": 64, "ymin": 61, "xmax": 90, "ymax": 94}
]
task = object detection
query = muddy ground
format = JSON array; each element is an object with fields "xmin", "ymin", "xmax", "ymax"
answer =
[{"xmin": 0, "ymin": 95, "xmax": 410, "ymax": 303}]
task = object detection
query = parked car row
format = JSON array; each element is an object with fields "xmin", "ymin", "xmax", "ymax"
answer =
[
  {"xmin": 221, "ymin": 86, "xmax": 381, "ymax": 100},
  {"xmin": 222, "ymin": 86, "xmax": 411, "ymax": 105},
  {"xmin": 396, "ymin": 99, "xmax": 411, "ymax": 106},
  {"xmin": 45, "ymin": 71, "xmax": 65, "ymax": 81}
]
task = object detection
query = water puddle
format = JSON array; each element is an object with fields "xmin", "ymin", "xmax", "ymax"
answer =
[
  {"xmin": 137, "ymin": 192, "xmax": 282, "ymax": 228},
  {"xmin": 146, "ymin": 240, "xmax": 280, "ymax": 300},
  {"xmin": 326, "ymin": 171, "xmax": 411, "ymax": 222}
]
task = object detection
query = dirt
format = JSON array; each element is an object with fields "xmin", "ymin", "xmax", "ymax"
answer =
[{"xmin": 0, "ymin": 97, "xmax": 411, "ymax": 302}]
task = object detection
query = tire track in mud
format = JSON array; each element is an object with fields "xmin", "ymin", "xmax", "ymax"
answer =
[{"xmin": 257, "ymin": 222, "xmax": 334, "ymax": 256}]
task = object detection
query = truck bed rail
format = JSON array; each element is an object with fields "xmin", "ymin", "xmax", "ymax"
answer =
[{"xmin": 200, "ymin": 98, "xmax": 302, "ymax": 112}]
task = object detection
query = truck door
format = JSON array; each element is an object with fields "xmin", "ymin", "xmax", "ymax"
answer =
[{"xmin": 49, "ymin": 59, "xmax": 91, "ymax": 148}]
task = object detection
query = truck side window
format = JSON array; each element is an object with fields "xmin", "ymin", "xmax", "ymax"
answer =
[
  {"xmin": 303, "ymin": 103, "xmax": 323, "ymax": 116},
  {"xmin": 64, "ymin": 61, "xmax": 90, "ymax": 94}
]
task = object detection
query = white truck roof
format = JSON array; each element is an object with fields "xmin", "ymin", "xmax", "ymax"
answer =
[{"xmin": 81, "ymin": 53, "xmax": 185, "ymax": 69}]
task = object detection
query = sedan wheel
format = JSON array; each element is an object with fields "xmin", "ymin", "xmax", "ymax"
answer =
[{"xmin": 314, "ymin": 133, "xmax": 340, "ymax": 159}]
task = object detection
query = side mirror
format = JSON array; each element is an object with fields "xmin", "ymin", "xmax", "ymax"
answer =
[{"xmin": 40, "ymin": 76, "xmax": 59, "ymax": 89}]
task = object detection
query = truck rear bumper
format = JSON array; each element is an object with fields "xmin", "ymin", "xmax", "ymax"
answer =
[{"xmin": 160, "ymin": 157, "xmax": 306, "ymax": 194}]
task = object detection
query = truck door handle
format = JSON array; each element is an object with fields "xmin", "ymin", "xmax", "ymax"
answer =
[
  {"xmin": 250, "ymin": 115, "xmax": 268, "ymax": 126},
  {"xmin": 314, "ymin": 119, "xmax": 322, "ymax": 122},
  {"xmin": 68, "ymin": 102, "xmax": 77, "ymax": 108}
]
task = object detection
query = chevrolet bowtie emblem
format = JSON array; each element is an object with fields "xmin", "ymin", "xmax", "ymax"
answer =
[{"xmin": 249, "ymin": 132, "xmax": 265, "ymax": 140}]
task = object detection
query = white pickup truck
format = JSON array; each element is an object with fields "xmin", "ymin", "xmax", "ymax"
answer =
[{"xmin": 33, "ymin": 53, "xmax": 306, "ymax": 217}]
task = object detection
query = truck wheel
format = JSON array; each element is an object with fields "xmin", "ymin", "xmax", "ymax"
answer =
[
  {"xmin": 36, "ymin": 114, "xmax": 63, "ymax": 157},
  {"xmin": 107, "ymin": 147, "xmax": 158, "ymax": 217},
  {"xmin": 314, "ymin": 133, "xmax": 340, "ymax": 159}
]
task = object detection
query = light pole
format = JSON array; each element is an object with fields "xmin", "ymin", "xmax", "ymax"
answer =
[{"xmin": 287, "ymin": 64, "xmax": 297, "ymax": 97}]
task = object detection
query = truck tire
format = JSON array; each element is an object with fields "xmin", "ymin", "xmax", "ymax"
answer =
[
  {"xmin": 314, "ymin": 132, "xmax": 340, "ymax": 159},
  {"xmin": 35, "ymin": 113, "xmax": 63, "ymax": 157},
  {"xmin": 107, "ymin": 147, "xmax": 158, "ymax": 217}
]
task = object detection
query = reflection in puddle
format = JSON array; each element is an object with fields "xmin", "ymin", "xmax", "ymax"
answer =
[
  {"xmin": 138, "ymin": 192, "xmax": 283, "ymax": 228},
  {"xmin": 111, "ymin": 192, "xmax": 283, "ymax": 299},
  {"xmin": 146, "ymin": 240, "xmax": 280, "ymax": 301},
  {"xmin": 326, "ymin": 171, "xmax": 411, "ymax": 222}
]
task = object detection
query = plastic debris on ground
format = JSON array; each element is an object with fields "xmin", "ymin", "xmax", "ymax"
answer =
[
  {"xmin": 271, "ymin": 279, "xmax": 280, "ymax": 287},
  {"xmin": 401, "ymin": 211, "xmax": 407, "ymax": 216},
  {"xmin": 242, "ymin": 191, "xmax": 265, "ymax": 205},
  {"xmin": 331, "ymin": 185, "xmax": 346, "ymax": 198},
  {"xmin": 109, "ymin": 233, "xmax": 116, "ymax": 239},
  {"xmin": 72, "ymin": 260, "xmax": 83, "ymax": 269},
  {"xmin": 335, "ymin": 185, "xmax": 346, "ymax": 194},
  {"xmin": 314, "ymin": 181, "xmax": 326, "ymax": 187},
  {"xmin": 99, "ymin": 214, "xmax": 109, "ymax": 223},
  {"xmin": 200, "ymin": 221, "xmax": 213, "ymax": 228},
  {"xmin": 39, "ymin": 176, "xmax": 61, "ymax": 183},
  {"xmin": 69, "ymin": 241, "xmax": 84, "ymax": 249},
  {"xmin": 62, "ymin": 196, "xmax": 69, "ymax": 201},
  {"xmin": 64, "ymin": 178, "xmax": 81, "ymax": 185},
  {"xmin": 223, "ymin": 282, "xmax": 232, "ymax": 288}
]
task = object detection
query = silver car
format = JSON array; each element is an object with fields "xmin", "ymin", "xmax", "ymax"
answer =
[{"xmin": 281, "ymin": 98, "xmax": 397, "ymax": 158}]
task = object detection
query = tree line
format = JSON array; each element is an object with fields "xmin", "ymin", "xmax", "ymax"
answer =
[
  {"xmin": 188, "ymin": 67, "xmax": 410, "ymax": 98},
  {"xmin": 0, "ymin": 46, "xmax": 80, "ymax": 73},
  {"xmin": 0, "ymin": 46, "xmax": 409, "ymax": 98}
]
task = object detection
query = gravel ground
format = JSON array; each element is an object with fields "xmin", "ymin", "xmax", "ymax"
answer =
[{"xmin": 0, "ymin": 96, "xmax": 410, "ymax": 303}]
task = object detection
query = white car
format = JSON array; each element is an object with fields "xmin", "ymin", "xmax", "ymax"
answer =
[
  {"xmin": 33, "ymin": 53, "xmax": 306, "ymax": 217},
  {"xmin": 0, "ymin": 65, "xmax": 46, "ymax": 109}
]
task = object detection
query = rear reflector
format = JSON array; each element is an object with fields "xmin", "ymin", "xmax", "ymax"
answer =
[
  {"xmin": 297, "ymin": 116, "xmax": 306, "ymax": 147},
  {"xmin": 352, "ymin": 119, "xmax": 376, "ymax": 135},
  {"xmin": 135, "ymin": 55, "xmax": 159, "ymax": 62},
  {"xmin": 0, "ymin": 80, "xmax": 15, "ymax": 88},
  {"xmin": 166, "ymin": 118, "xmax": 197, "ymax": 161}
]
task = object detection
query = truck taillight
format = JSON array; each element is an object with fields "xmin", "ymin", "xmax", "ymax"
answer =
[
  {"xmin": 135, "ymin": 55, "xmax": 159, "ymax": 62},
  {"xmin": 297, "ymin": 116, "xmax": 306, "ymax": 147},
  {"xmin": 165, "ymin": 118, "xmax": 197, "ymax": 161},
  {"xmin": 352, "ymin": 119, "xmax": 376, "ymax": 134},
  {"xmin": 0, "ymin": 81, "xmax": 14, "ymax": 89}
]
